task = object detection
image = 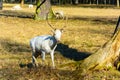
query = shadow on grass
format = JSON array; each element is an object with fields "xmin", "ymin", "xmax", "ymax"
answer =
[
  {"xmin": 0, "ymin": 38, "xmax": 31, "ymax": 54},
  {"xmin": 58, "ymin": 4, "xmax": 116, "ymax": 9},
  {"xmin": 0, "ymin": 10, "xmax": 117, "ymax": 26},
  {"xmin": 24, "ymin": 65, "xmax": 75, "ymax": 80},
  {"xmin": 69, "ymin": 16, "xmax": 117, "ymax": 25},
  {"xmin": 0, "ymin": 38, "xmax": 90, "ymax": 61},
  {"xmin": 56, "ymin": 43, "xmax": 91, "ymax": 61},
  {"xmin": 1, "ymin": 63, "xmax": 76, "ymax": 80},
  {"xmin": 0, "ymin": 10, "xmax": 34, "ymax": 18}
]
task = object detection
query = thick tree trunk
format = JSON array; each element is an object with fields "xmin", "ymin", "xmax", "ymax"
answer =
[
  {"xmin": 78, "ymin": 17, "xmax": 120, "ymax": 75},
  {"xmin": 34, "ymin": 0, "xmax": 55, "ymax": 20}
]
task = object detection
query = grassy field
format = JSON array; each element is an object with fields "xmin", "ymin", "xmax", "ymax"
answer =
[{"xmin": 0, "ymin": 4, "xmax": 120, "ymax": 80}]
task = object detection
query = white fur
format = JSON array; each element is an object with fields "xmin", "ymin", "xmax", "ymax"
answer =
[
  {"xmin": 54, "ymin": 29, "xmax": 62, "ymax": 41},
  {"xmin": 11, "ymin": 5, "xmax": 21, "ymax": 10},
  {"xmin": 29, "ymin": 4, "xmax": 33, "ymax": 8},
  {"xmin": 30, "ymin": 29, "xmax": 63, "ymax": 68},
  {"xmin": 55, "ymin": 10, "xmax": 64, "ymax": 19}
]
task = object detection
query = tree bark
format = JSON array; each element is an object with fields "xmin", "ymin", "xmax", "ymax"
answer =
[
  {"xmin": 30, "ymin": 0, "xmax": 32, "ymax": 4},
  {"xmin": 104, "ymin": 0, "xmax": 107, "ymax": 5},
  {"xmin": 20, "ymin": 0, "xmax": 24, "ymax": 7},
  {"xmin": 89, "ymin": 0, "xmax": 92, "ymax": 5},
  {"xmin": 113, "ymin": 16, "xmax": 120, "ymax": 35},
  {"xmin": 117, "ymin": 0, "xmax": 120, "ymax": 7},
  {"xmin": 0, "ymin": 0, "xmax": 3, "ymax": 10},
  {"xmin": 34, "ymin": 0, "xmax": 55, "ymax": 20},
  {"xmin": 75, "ymin": 0, "xmax": 79, "ymax": 4},
  {"xmin": 77, "ymin": 17, "xmax": 120, "ymax": 75},
  {"xmin": 96, "ymin": 0, "xmax": 98, "ymax": 5},
  {"xmin": 71, "ymin": 0, "xmax": 76, "ymax": 5}
]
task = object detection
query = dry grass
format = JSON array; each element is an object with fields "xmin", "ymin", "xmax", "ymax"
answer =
[{"xmin": 0, "ymin": 3, "xmax": 120, "ymax": 80}]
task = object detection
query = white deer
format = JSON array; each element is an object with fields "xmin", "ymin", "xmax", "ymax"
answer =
[
  {"xmin": 55, "ymin": 10, "xmax": 64, "ymax": 19},
  {"xmin": 11, "ymin": 5, "xmax": 22, "ymax": 10},
  {"xmin": 28, "ymin": 4, "xmax": 33, "ymax": 8},
  {"xmin": 30, "ymin": 18, "xmax": 67, "ymax": 68}
]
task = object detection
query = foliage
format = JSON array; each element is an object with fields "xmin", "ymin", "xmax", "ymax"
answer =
[{"xmin": 3, "ymin": 0, "xmax": 120, "ymax": 7}]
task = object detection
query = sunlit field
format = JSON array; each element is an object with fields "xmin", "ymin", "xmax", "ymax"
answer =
[{"xmin": 0, "ymin": 3, "xmax": 120, "ymax": 80}]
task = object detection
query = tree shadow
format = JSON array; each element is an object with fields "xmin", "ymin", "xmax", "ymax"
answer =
[
  {"xmin": 77, "ymin": 4, "xmax": 116, "ymax": 9},
  {"xmin": 0, "ymin": 10, "xmax": 117, "ymax": 26},
  {"xmin": 56, "ymin": 43, "xmax": 91, "ymax": 61},
  {"xmin": 59, "ymin": 4, "xmax": 116, "ymax": 9},
  {"xmin": 1, "ymin": 62, "xmax": 76, "ymax": 80},
  {"xmin": 0, "ymin": 10, "xmax": 34, "ymax": 18},
  {"xmin": 69, "ymin": 16, "xmax": 117, "ymax": 25},
  {"xmin": 0, "ymin": 38, "xmax": 31, "ymax": 54}
]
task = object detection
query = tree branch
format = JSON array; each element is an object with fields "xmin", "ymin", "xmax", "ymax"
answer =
[
  {"xmin": 113, "ymin": 16, "xmax": 120, "ymax": 36},
  {"xmin": 36, "ymin": 0, "xmax": 46, "ymax": 14}
]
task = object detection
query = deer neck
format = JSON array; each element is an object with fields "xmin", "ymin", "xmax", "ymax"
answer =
[{"xmin": 53, "ymin": 34, "xmax": 61, "ymax": 42}]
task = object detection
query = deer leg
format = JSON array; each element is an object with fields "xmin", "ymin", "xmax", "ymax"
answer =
[
  {"xmin": 50, "ymin": 44, "xmax": 57, "ymax": 68},
  {"xmin": 50, "ymin": 50, "xmax": 55, "ymax": 68},
  {"xmin": 32, "ymin": 51, "xmax": 39, "ymax": 67},
  {"xmin": 41, "ymin": 51, "xmax": 45, "ymax": 65}
]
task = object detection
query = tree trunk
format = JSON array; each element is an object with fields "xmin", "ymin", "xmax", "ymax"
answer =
[
  {"xmin": 0, "ymin": 0, "xmax": 3, "ymax": 10},
  {"xmin": 34, "ymin": 0, "xmax": 55, "ymax": 20},
  {"xmin": 71, "ymin": 0, "xmax": 76, "ymax": 5},
  {"xmin": 77, "ymin": 17, "xmax": 120, "ymax": 75},
  {"xmin": 113, "ymin": 16, "xmax": 120, "ymax": 35},
  {"xmin": 117, "ymin": 0, "xmax": 120, "ymax": 7},
  {"xmin": 96, "ymin": 0, "xmax": 98, "ymax": 5},
  {"xmin": 30, "ymin": 0, "xmax": 32, "ymax": 4},
  {"xmin": 75, "ymin": 0, "xmax": 79, "ymax": 4},
  {"xmin": 20, "ymin": 0, "xmax": 24, "ymax": 7},
  {"xmin": 89, "ymin": 0, "xmax": 92, "ymax": 5},
  {"xmin": 104, "ymin": 0, "xmax": 107, "ymax": 5}
]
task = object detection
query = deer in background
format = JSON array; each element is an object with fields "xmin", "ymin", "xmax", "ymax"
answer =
[
  {"xmin": 11, "ymin": 5, "xmax": 22, "ymax": 10},
  {"xmin": 55, "ymin": 10, "xmax": 64, "ymax": 19},
  {"xmin": 30, "ymin": 17, "xmax": 67, "ymax": 68},
  {"xmin": 28, "ymin": 4, "xmax": 33, "ymax": 8}
]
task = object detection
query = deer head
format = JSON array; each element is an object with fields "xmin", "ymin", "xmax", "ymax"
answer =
[{"xmin": 46, "ymin": 16, "xmax": 67, "ymax": 42}]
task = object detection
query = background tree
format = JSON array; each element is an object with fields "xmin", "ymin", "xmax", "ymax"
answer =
[
  {"xmin": 2, "ymin": 0, "xmax": 120, "ymax": 7},
  {"xmin": 20, "ymin": 0, "xmax": 24, "ymax": 7},
  {"xmin": 34, "ymin": 0, "xmax": 55, "ymax": 20},
  {"xmin": 117, "ymin": 0, "xmax": 120, "ymax": 7},
  {"xmin": 96, "ymin": 0, "xmax": 98, "ymax": 5},
  {"xmin": 0, "ymin": 0, "xmax": 3, "ymax": 10}
]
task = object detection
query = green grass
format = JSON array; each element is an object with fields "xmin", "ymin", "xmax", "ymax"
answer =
[{"xmin": 0, "ymin": 3, "xmax": 120, "ymax": 80}]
